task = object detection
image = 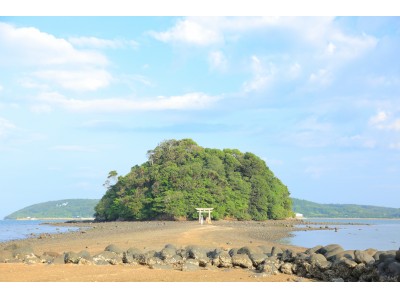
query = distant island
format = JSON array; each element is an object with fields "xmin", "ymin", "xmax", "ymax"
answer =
[
  {"xmin": 292, "ymin": 198, "xmax": 400, "ymax": 219},
  {"xmin": 4, "ymin": 197, "xmax": 400, "ymax": 221},
  {"xmin": 4, "ymin": 199, "xmax": 98, "ymax": 220}
]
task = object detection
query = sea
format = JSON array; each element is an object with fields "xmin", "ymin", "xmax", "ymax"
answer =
[
  {"xmin": 281, "ymin": 218, "xmax": 400, "ymax": 251},
  {"xmin": 1, "ymin": 218, "xmax": 400, "ymax": 251},
  {"xmin": 0, "ymin": 219, "xmax": 81, "ymax": 243}
]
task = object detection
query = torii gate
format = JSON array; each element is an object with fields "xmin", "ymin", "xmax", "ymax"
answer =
[{"xmin": 195, "ymin": 208, "xmax": 213, "ymax": 224}]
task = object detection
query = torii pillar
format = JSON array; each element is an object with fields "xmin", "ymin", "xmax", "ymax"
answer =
[{"xmin": 195, "ymin": 208, "xmax": 214, "ymax": 224}]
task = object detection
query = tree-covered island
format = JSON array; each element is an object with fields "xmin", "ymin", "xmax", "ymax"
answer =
[{"xmin": 95, "ymin": 139, "xmax": 293, "ymax": 221}]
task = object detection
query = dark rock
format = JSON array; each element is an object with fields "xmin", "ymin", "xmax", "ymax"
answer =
[
  {"xmin": 281, "ymin": 249, "xmax": 297, "ymax": 262},
  {"xmin": 163, "ymin": 254, "xmax": 184, "ymax": 267},
  {"xmin": 378, "ymin": 251, "xmax": 396, "ymax": 262},
  {"xmin": 231, "ymin": 253, "xmax": 253, "ymax": 269},
  {"xmin": 396, "ymin": 249, "xmax": 400, "ymax": 262},
  {"xmin": 387, "ymin": 261, "xmax": 400, "ymax": 277},
  {"xmin": 64, "ymin": 251, "xmax": 80, "ymax": 264},
  {"xmin": 186, "ymin": 246, "xmax": 209, "ymax": 266}
]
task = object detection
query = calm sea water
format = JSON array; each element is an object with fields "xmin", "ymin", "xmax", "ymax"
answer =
[
  {"xmin": 282, "ymin": 218, "xmax": 400, "ymax": 251},
  {"xmin": 0, "ymin": 219, "xmax": 80, "ymax": 243}
]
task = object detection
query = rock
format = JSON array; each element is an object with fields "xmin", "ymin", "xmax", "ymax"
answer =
[
  {"xmin": 328, "ymin": 250, "xmax": 355, "ymax": 262},
  {"xmin": 93, "ymin": 251, "xmax": 123, "ymax": 265},
  {"xmin": 330, "ymin": 277, "xmax": 344, "ymax": 282},
  {"xmin": 64, "ymin": 251, "xmax": 80, "ymax": 264},
  {"xmin": 364, "ymin": 248, "xmax": 378, "ymax": 257},
  {"xmin": 324, "ymin": 247, "xmax": 345, "ymax": 261},
  {"xmin": 257, "ymin": 245, "xmax": 272, "ymax": 255},
  {"xmin": 330, "ymin": 257, "xmax": 358, "ymax": 281},
  {"xmin": 354, "ymin": 250, "xmax": 375, "ymax": 265},
  {"xmin": 186, "ymin": 246, "xmax": 209, "ymax": 267},
  {"xmin": 104, "ymin": 244, "xmax": 124, "ymax": 255},
  {"xmin": 305, "ymin": 245, "xmax": 323, "ymax": 254},
  {"xmin": 318, "ymin": 244, "xmax": 343, "ymax": 255},
  {"xmin": 260, "ymin": 261, "xmax": 279, "ymax": 275},
  {"xmin": 163, "ymin": 255, "xmax": 184, "ymax": 267},
  {"xmin": 212, "ymin": 251, "xmax": 232, "ymax": 268},
  {"xmin": 229, "ymin": 248, "xmax": 239, "ymax": 257},
  {"xmin": 281, "ymin": 249, "xmax": 297, "ymax": 262},
  {"xmin": 387, "ymin": 261, "xmax": 400, "ymax": 277},
  {"xmin": 396, "ymin": 249, "xmax": 400, "ymax": 262},
  {"xmin": 378, "ymin": 251, "xmax": 396, "ymax": 262},
  {"xmin": 123, "ymin": 248, "xmax": 142, "ymax": 264},
  {"xmin": 181, "ymin": 261, "xmax": 201, "ymax": 272},
  {"xmin": 160, "ymin": 246, "xmax": 177, "ymax": 260},
  {"xmin": 231, "ymin": 254, "xmax": 253, "ymax": 269},
  {"xmin": 271, "ymin": 246, "xmax": 283, "ymax": 257},
  {"xmin": 280, "ymin": 263, "xmax": 293, "ymax": 275}
]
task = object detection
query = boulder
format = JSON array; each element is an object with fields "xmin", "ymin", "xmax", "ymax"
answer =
[
  {"xmin": 181, "ymin": 260, "xmax": 201, "ymax": 272},
  {"xmin": 354, "ymin": 250, "xmax": 375, "ymax": 265},
  {"xmin": 280, "ymin": 262, "xmax": 293, "ymax": 275},
  {"xmin": 396, "ymin": 249, "xmax": 400, "ymax": 262},
  {"xmin": 64, "ymin": 251, "xmax": 80, "ymax": 264},
  {"xmin": 123, "ymin": 248, "xmax": 142, "ymax": 264},
  {"xmin": 305, "ymin": 245, "xmax": 323, "ymax": 254},
  {"xmin": 93, "ymin": 251, "xmax": 123, "ymax": 265},
  {"xmin": 229, "ymin": 248, "xmax": 239, "ymax": 257},
  {"xmin": 186, "ymin": 246, "xmax": 209, "ymax": 267},
  {"xmin": 317, "ymin": 244, "xmax": 343, "ymax": 255},
  {"xmin": 281, "ymin": 249, "xmax": 297, "ymax": 262},
  {"xmin": 160, "ymin": 246, "xmax": 177, "ymax": 260},
  {"xmin": 328, "ymin": 250, "xmax": 355, "ymax": 262},
  {"xmin": 324, "ymin": 247, "xmax": 345, "ymax": 261},
  {"xmin": 104, "ymin": 244, "xmax": 124, "ymax": 255},
  {"xmin": 271, "ymin": 246, "xmax": 283, "ymax": 257},
  {"xmin": 259, "ymin": 261, "xmax": 279, "ymax": 275},
  {"xmin": 212, "ymin": 251, "xmax": 232, "ymax": 268},
  {"xmin": 231, "ymin": 254, "xmax": 253, "ymax": 269}
]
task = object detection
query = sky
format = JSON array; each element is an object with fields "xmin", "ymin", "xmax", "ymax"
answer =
[{"xmin": 1, "ymin": 4, "xmax": 400, "ymax": 218}]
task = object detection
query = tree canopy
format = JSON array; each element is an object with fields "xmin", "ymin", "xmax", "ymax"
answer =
[{"xmin": 94, "ymin": 139, "xmax": 293, "ymax": 221}]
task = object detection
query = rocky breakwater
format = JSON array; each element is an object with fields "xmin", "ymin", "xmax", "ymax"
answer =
[{"xmin": 1, "ymin": 242, "xmax": 399, "ymax": 282}]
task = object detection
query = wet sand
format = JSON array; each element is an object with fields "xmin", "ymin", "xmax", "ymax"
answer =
[{"xmin": 0, "ymin": 220, "xmax": 315, "ymax": 282}]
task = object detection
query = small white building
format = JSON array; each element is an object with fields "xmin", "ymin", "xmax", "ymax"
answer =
[{"xmin": 295, "ymin": 213, "xmax": 304, "ymax": 219}]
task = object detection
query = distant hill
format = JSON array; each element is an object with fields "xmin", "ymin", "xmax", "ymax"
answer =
[
  {"xmin": 292, "ymin": 198, "xmax": 400, "ymax": 218},
  {"xmin": 4, "ymin": 199, "xmax": 99, "ymax": 220}
]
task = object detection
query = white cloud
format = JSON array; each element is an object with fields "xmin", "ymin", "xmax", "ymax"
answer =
[
  {"xmin": 150, "ymin": 19, "xmax": 222, "ymax": 46},
  {"xmin": 0, "ymin": 117, "xmax": 16, "ymax": 139},
  {"xmin": 243, "ymin": 55, "xmax": 275, "ymax": 92},
  {"xmin": 288, "ymin": 63, "xmax": 301, "ymax": 79},
  {"xmin": 208, "ymin": 50, "xmax": 228, "ymax": 71},
  {"xmin": 68, "ymin": 36, "xmax": 139, "ymax": 49},
  {"xmin": 33, "ymin": 69, "xmax": 112, "ymax": 92},
  {"xmin": 30, "ymin": 104, "xmax": 53, "ymax": 114},
  {"xmin": 0, "ymin": 22, "xmax": 108, "ymax": 67},
  {"xmin": 37, "ymin": 92, "xmax": 220, "ymax": 113},
  {"xmin": 369, "ymin": 110, "xmax": 400, "ymax": 131},
  {"xmin": 309, "ymin": 68, "xmax": 332, "ymax": 86}
]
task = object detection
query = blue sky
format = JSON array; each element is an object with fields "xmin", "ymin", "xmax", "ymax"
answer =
[{"xmin": 1, "ymin": 12, "xmax": 399, "ymax": 217}]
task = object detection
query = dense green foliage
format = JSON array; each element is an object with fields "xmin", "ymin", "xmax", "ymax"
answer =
[
  {"xmin": 95, "ymin": 139, "xmax": 293, "ymax": 221},
  {"xmin": 4, "ymin": 199, "xmax": 98, "ymax": 219},
  {"xmin": 292, "ymin": 198, "xmax": 400, "ymax": 218}
]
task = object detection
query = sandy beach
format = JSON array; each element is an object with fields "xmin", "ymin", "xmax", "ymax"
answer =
[{"xmin": 0, "ymin": 219, "xmax": 315, "ymax": 282}]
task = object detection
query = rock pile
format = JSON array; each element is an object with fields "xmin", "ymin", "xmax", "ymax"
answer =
[{"xmin": 1, "ymin": 242, "xmax": 399, "ymax": 282}]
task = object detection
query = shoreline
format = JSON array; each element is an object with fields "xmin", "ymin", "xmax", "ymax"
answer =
[{"xmin": 1, "ymin": 220, "xmax": 399, "ymax": 282}]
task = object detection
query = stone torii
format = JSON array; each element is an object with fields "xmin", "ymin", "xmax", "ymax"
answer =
[{"xmin": 195, "ymin": 208, "xmax": 213, "ymax": 224}]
